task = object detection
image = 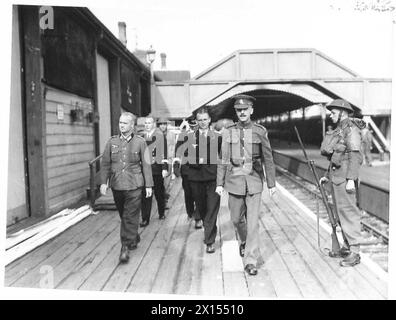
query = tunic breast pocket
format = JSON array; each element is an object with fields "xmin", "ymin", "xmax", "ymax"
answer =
[
  {"xmin": 252, "ymin": 140, "xmax": 261, "ymax": 156},
  {"xmin": 110, "ymin": 147, "xmax": 120, "ymax": 161},
  {"xmin": 131, "ymin": 151, "xmax": 140, "ymax": 163}
]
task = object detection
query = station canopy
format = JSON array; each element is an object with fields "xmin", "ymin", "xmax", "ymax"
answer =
[{"xmin": 205, "ymin": 83, "xmax": 332, "ymax": 121}]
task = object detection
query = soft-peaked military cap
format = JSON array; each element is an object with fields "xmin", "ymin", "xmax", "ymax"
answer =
[
  {"xmin": 232, "ymin": 94, "xmax": 256, "ymax": 109},
  {"xmin": 188, "ymin": 119, "xmax": 198, "ymax": 127},
  {"xmin": 157, "ymin": 117, "xmax": 169, "ymax": 124},
  {"xmin": 326, "ymin": 99, "xmax": 354, "ymax": 113}
]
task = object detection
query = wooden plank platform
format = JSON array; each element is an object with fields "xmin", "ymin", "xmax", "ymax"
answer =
[{"xmin": 4, "ymin": 178, "xmax": 387, "ymax": 299}]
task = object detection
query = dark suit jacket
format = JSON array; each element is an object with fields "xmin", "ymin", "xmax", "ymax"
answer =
[
  {"xmin": 186, "ymin": 129, "xmax": 222, "ymax": 182},
  {"xmin": 141, "ymin": 128, "xmax": 168, "ymax": 176}
]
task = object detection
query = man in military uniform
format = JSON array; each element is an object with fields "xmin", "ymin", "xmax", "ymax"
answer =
[
  {"xmin": 140, "ymin": 116, "xmax": 168, "ymax": 227},
  {"xmin": 216, "ymin": 94, "xmax": 276, "ymax": 276},
  {"xmin": 100, "ymin": 112, "xmax": 153, "ymax": 263},
  {"xmin": 320, "ymin": 99, "xmax": 364, "ymax": 267},
  {"xmin": 173, "ymin": 119, "xmax": 202, "ymax": 226},
  {"xmin": 186, "ymin": 107, "xmax": 221, "ymax": 253},
  {"xmin": 157, "ymin": 117, "xmax": 175, "ymax": 207}
]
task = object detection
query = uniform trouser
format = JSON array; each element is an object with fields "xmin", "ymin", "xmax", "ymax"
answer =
[
  {"xmin": 228, "ymin": 192, "xmax": 262, "ymax": 266},
  {"xmin": 190, "ymin": 180, "xmax": 220, "ymax": 245},
  {"xmin": 362, "ymin": 145, "xmax": 372, "ymax": 165},
  {"xmin": 141, "ymin": 174, "xmax": 166, "ymax": 222},
  {"xmin": 331, "ymin": 182, "xmax": 362, "ymax": 253},
  {"xmin": 112, "ymin": 188, "xmax": 142, "ymax": 246},
  {"xmin": 181, "ymin": 174, "xmax": 200, "ymax": 219},
  {"xmin": 164, "ymin": 164, "xmax": 172, "ymax": 196}
]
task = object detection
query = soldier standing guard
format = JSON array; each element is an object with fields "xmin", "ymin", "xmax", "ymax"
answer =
[
  {"xmin": 216, "ymin": 94, "xmax": 276, "ymax": 276},
  {"xmin": 100, "ymin": 112, "xmax": 153, "ymax": 264},
  {"xmin": 320, "ymin": 99, "xmax": 365, "ymax": 267}
]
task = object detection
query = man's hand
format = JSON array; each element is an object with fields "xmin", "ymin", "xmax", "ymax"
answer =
[
  {"xmin": 319, "ymin": 176, "xmax": 329, "ymax": 185},
  {"xmin": 215, "ymin": 186, "xmax": 224, "ymax": 196},
  {"xmin": 100, "ymin": 184, "xmax": 108, "ymax": 196},
  {"xmin": 268, "ymin": 187, "xmax": 277, "ymax": 197},
  {"xmin": 162, "ymin": 170, "xmax": 168, "ymax": 178},
  {"xmin": 146, "ymin": 187, "xmax": 153, "ymax": 198},
  {"xmin": 346, "ymin": 179, "xmax": 356, "ymax": 193}
]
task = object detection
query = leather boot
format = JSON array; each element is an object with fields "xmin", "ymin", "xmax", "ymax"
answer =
[
  {"xmin": 119, "ymin": 245, "xmax": 130, "ymax": 263},
  {"xmin": 340, "ymin": 252, "xmax": 361, "ymax": 267},
  {"xmin": 329, "ymin": 246, "xmax": 350, "ymax": 258},
  {"xmin": 245, "ymin": 264, "xmax": 258, "ymax": 276}
]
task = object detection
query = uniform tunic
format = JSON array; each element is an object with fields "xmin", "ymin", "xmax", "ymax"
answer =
[
  {"xmin": 327, "ymin": 118, "xmax": 363, "ymax": 252},
  {"xmin": 100, "ymin": 133, "xmax": 153, "ymax": 246},
  {"xmin": 217, "ymin": 120, "xmax": 276, "ymax": 266}
]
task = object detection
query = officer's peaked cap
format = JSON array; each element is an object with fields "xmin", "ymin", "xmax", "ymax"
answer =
[
  {"xmin": 232, "ymin": 94, "xmax": 256, "ymax": 109},
  {"xmin": 326, "ymin": 99, "xmax": 354, "ymax": 113}
]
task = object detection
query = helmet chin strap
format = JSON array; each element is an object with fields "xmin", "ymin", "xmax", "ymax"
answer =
[{"xmin": 336, "ymin": 110, "xmax": 344, "ymax": 126}]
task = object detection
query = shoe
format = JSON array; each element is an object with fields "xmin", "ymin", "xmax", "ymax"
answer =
[
  {"xmin": 239, "ymin": 242, "xmax": 246, "ymax": 257},
  {"xmin": 244, "ymin": 264, "xmax": 258, "ymax": 276},
  {"xmin": 329, "ymin": 246, "xmax": 350, "ymax": 258},
  {"xmin": 195, "ymin": 220, "xmax": 203, "ymax": 229},
  {"xmin": 206, "ymin": 244, "xmax": 215, "ymax": 254},
  {"xmin": 340, "ymin": 252, "xmax": 361, "ymax": 267},
  {"xmin": 159, "ymin": 215, "xmax": 166, "ymax": 220},
  {"xmin": 119, "ymin": 245, "xmax": 130, "ymax": 263},
  {"xmin": 140, "ymin": 220, "xmax": 149, "ymax": 227}
]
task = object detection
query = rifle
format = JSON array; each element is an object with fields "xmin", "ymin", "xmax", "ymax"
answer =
[{"xmin": 294, "ymin": 126, "xmax": 342, "ymax": 254}]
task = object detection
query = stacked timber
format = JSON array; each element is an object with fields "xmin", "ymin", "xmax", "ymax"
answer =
[{"xmin": 5, "ymin": 205, "xmax": 93, "ymax": 266}]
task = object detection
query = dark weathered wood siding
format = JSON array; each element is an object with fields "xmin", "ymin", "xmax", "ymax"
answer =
[{"xmin": 45, "ymin": 87, "xmax": 95, "ymax": 213}]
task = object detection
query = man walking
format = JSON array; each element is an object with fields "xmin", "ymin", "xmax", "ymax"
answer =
[
  {"xmin": 188, "ymin": 107, "xmax": 222, "ymax": 253},
  {"xmin": 140, "ymin": 116, "xmax": 169, "ymax": 226},
  {"xmin": 100, "ymin": 112, "xmax": 153, "ymax": 263},
  {"xmin": 173, "ymin": 119, "xmax": 202, "ymax": 226},
  {"xmin": 216, "ymin": 94, "xmax": 276, "ymax": 276},
  {"xmin": 158, "ymin": 117, "xmax": 175, "ymax": 206}
]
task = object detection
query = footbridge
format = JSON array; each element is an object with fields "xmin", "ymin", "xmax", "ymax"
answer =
[{"xmin": 152, "ymin": 48, "xmax": 391, "ymax": 119}]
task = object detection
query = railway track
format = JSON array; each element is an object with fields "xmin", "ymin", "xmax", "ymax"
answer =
[{"xmin": 276, "ymin": 166, "xmax": 389, "ymax": 272}]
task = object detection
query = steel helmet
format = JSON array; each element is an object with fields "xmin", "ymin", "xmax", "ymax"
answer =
[{"xmin": 326, "ymin": 99, "xmax": 354, "ymax": 113}]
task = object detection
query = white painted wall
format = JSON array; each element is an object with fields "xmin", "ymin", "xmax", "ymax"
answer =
[
  {"xmin": 96, "ymin": 53, "xmax": 111, "ymax": 153},
  {"xmin": 7, "ymin": 6, "xmax": 28, "ymax": 225}
]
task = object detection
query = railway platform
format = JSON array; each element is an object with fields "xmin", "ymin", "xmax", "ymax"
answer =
[
  {"xmin": 4, "ymin": 177, "xmax": 387, "ymax": 299},
  {"xmin": 271, "ymin": 140, "xmax": 390, "ymax": 222}
]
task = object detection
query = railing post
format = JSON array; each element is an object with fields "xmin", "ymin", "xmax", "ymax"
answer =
[
  {"xmin": 89, "ymin": 162, "xmax": 95, "ymax": 208},
  {"xmin": 88, "ymin": 154, "xmax": 103, "ymax": 209}
]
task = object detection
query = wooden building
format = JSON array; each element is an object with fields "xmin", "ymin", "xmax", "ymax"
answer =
[{"xmin": 7, "ymin": 5, "xmax": 151, "ymax": 226}]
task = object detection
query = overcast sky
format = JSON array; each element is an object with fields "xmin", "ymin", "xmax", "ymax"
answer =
[{"xmin": 88, "ymin": 0, "xmax": 395, "ymax": 78}]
